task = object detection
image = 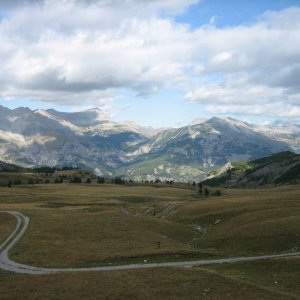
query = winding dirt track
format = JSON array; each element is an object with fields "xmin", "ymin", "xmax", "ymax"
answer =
[{"xmin": 1, "ymin": 211, "xmax": 299, "ymax": 275}]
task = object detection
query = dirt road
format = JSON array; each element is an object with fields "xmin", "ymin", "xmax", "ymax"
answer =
[{"xmin": 1, "ymin": 211, "xmax": 299, "ymax": 275}]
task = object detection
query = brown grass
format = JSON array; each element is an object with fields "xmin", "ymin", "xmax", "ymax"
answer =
[
  {"xmin": 0, "ymin": 266, "xmax": 296, "ymax": 300},
  {"xmin": 170, "ymin": 185, "xmax": 300, "ymax": 256},
  {"xmin": 0, "ymin": 184, "xmax": 299, "ymax": 265},
  {"xmin": 0, "ymin": 183, "xmax": 300, "ymax": 299},
  {"xmin": 0, "ymin": 213, "xmax": 15, "ymax": 244}
]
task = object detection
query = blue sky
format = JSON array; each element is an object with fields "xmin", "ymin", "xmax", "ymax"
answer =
[
  {"xmin": 1, "ymin": 0, "xmax": 300, "ymax": 127},
  {"xmin": 176, "ymin": 0, "xmax": 300, "ymax": 28}
]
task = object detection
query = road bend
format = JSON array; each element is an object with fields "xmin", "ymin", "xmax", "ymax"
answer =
[{"xmin": 0, "ymin": 211, "xmax": 299, "ymax": 275}]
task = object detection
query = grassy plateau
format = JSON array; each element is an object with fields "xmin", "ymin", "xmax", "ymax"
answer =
[{"xmin": 0, "ymin": 183, "xmax": 299, "ymax": 299}]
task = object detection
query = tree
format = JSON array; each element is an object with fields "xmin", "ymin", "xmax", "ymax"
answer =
[
  {"xmin": 215, "ymin": 190, "xmax": 221, "ymax": 196},
  {"xmin": 14, "ymin": 179, "xmax": 22, "ymax": 185},
  {"xmin": 86, "ymin": 178, "xmax": 91, "ymax": 184},
  {"xmin": 33, "ymin": 166, "xmax": 56, "ymax": 174},
  {"xmin": 71, "ymin": 176, "xmax": 82, "ymax": 183},
  {"xmin": 113, "ymin": 177, "xmax": 125, "ymax": 184},
  {"xmin": 204, "ymin": 187, "xmax": 209, "ymax": 197},
  {"xmin": 210, "ymin": 189, "xmax": 221, "ymax": 196},
  {"xmin": 198, "ymin": 183, "xmax": 203, "ymax": 194},
  {"xmin": 97, "ymin": 176, "xmax": 105, "ymax": 184}
]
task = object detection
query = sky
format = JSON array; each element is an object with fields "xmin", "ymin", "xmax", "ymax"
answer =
[{"xmin": 0, "ymin": 0, "xmax": 300, "ymax": 127}]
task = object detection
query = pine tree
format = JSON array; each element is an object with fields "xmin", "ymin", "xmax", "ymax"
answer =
[{"xmin": 204, "ymin": 187, "xmax": 209, "ymax": 197}]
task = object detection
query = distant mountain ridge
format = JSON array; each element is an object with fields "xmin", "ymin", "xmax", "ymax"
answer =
[
  {"xmin": 0, "ymin": 160, "xmax": 25, "ymax": 172},
  {"xmin": 202, "ymin": 151, "xmax": 300, "ymax": 187},
  {"xmin": 118, "ymin": 117, "xmax": 291, "ymax": 181},
  {"xmin": 0, "ymin": 105, "xmax": 298, "ymax": 181}
]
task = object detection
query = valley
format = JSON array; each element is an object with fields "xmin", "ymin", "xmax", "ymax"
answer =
[
  {"xmin": 1, "ymin": 1, "xmax": 300, "ymax": 299},
  {"xmin": 0, "ymin": 107, "xmax": 299, "ymax": 299},
  {"xmin": 0, "ymin": 183, "xmax": 300, "ymax": 299}
]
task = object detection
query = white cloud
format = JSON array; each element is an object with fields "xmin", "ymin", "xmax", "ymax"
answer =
[
  {"xmin": 0, "ymin": 1, "xmax": 299, "ymax": 117},
  {"xmin": 205, "ymin": 103, "xmax": 300, "ymax": 119},
  {"xmin": 185, "ymin": 84, "xmax": 286, "ymax": 105},
  {"xmin": 0, "ymin": 0, "xmax": 196, "ymax": 105},
  {"xmin": 184, "ymin": 7, "xmax": 300, "ymax": 118}
]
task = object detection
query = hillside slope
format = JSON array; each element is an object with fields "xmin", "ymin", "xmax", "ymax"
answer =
[
  {"xmin": 118, "ymin": 117, "xmax": 290, "ymax": 181},
  {"xmin": 202, "ymin": 151, "xmax": 300, "ymax": 187},
  {"xmin": 0, "ymin": 160, "xmax": 25, "ymax": 172}
]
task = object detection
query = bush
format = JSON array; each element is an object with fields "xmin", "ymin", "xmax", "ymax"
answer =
[
  {"xmin": 28, "ymin": 178, "xmax": 35, "ymax": 184},
  {"xmin": 71, "ymin": 176, "xmax": 82, "ymax": 183},
  {"xmin": 211, "ymin": 190, "xmax": 222, "ymax": 196},
  {"xmin": 97, "ymin": 177, "xmax": 105, "ymax": 184},
  {"xmin": 204, "ymin": 187, "xmax": 209, "ymax": 197},
  {"xmin": 114, "ymin": 177, "xmax": 125, "ymax": 184},
  {"xmin": 13, "ymin": 179, "xmax": 22, "ymax": 185},
  {"xmin": 215, "ymin": 190, "xmax": 221, "ymax": 196}
]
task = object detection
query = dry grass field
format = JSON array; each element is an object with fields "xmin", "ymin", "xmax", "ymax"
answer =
[
  {"xmin": 1, "ymin": 261, "xmax": 299, "ymax": 300},
  {"xmin": 0, "ymin": 213, "xmax": 15, "ymax": 244},
  {"xmin": 0, "ymin": 183, "xmax": 300, "ymax": 299}
]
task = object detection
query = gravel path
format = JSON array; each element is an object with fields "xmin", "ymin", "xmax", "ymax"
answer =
[{"xmin": 0, "ymin": 211, "xmax": 299, "ymax": 275}]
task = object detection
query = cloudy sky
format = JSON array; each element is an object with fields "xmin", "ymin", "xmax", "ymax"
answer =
[{"xmin": 0, "ymin": 0, "xmax": 300, "ymax": 127}]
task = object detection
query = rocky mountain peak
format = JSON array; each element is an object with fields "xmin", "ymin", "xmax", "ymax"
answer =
[{"xmin": 0, "ymin": 105, "xmax": 299, "ymax": 181}]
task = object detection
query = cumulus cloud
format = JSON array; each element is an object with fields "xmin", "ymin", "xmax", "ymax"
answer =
[
  {"xmin": 0, "ymin": 1, "xmax": 299, "ymax": 117},
  {"xmin": 205, "ymin": 103, "xmax": 300, "ymax": 119},
  {"xmin": 0, "ymin": 2, "xmax": 192, "ymax": 105},
  {"xmin": 185, "ymin": 84, "xmax": 286, "ymax": 105},
  {"xmin": 185, "ymin": 7, "xmax": 300, "ymax": 118},
  {"xmin": 0, "ymin": 0, "xmax": 198, "ymax": 106}
]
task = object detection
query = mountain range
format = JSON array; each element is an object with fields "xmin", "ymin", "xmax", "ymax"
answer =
[{"xmin": 0, "ymin": 105, "xmax": 299, "ymax": 181}]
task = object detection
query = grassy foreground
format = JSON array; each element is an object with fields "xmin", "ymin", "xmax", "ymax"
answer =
[
  {"xmin": 0, "ymin": 260, "xmax": 299, "ymax": 299},
  {"xmin": 0, "ymin": 183, "xmax": 300, "ymax": 299},
  {"xmin": 0, "ymin": 213, "xmax": 15, "ymax": 244}
]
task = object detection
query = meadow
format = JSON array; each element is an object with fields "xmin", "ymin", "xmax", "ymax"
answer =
[{"xmin": 0, "ymin": 183, "xmax": 300, "ymax": 299}]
